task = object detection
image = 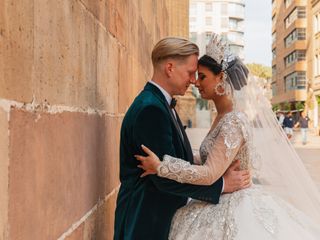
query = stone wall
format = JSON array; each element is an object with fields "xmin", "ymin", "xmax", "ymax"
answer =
[{"xmin": 0, "ymin": 0, "xmax": 188, "ymax": 239}]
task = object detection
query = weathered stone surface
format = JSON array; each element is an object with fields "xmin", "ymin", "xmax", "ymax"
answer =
[
  {"xmin": 0, "ymin": 107, "xmax": 8, "ymax": 239},
  {"xmin": 65, "ymin": 224, "xmax": 84, "ymax": 240},
  {"xmin": 96, "ymin": 190, "xmax": 118, "ymax": 240},
  {"xmin": 1, "ymin": 1, "xmax": 189, "ymax": 239},
  {"xmin": 33, "ymin": 0, "xmax": 98, "ymax": 108},
  {"xmin": 96, "ymin": 29, "xmax": 119, "ymax": 113},
  {"xmin": 8, "ymin": 108, "xmax": 120, "ymax": 239},
  {"xmin": 0, "ymin": 0, "xmax": 34, "ymax": 102}
]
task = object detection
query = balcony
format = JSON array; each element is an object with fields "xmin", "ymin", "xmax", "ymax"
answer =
[
  {"xmin": 283, "ymin": 61, "xmax": 307, "ymax": 77},
  {"xmin": 227, "ymin": 32, "xmax": 244, "ymax": 46},
  {"xmin": 228, "ymin": 2, "xmax": 245, "ymax": 20},
  {"xmin": 272, "ymin": 89, "xmax": 307, "ymax": 104},
  {"xmin": 228, "ymin": 11, "xmax": 245, "ymax": 20},
  {"xmin": 228, "ymin": 18, "xmax": 244, "ymax": 32}
]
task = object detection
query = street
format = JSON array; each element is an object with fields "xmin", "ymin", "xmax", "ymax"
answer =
[{"xmin": 293, "ymin": 129, "xmax": 320, "ymax": 191}]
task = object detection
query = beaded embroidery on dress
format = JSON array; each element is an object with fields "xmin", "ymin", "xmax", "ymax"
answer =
[{"xmin": 157, "ymin": 111, "xmax": 320, "ymax": 240}]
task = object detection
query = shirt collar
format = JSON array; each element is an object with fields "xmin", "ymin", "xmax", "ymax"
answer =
[{"xmin": 149, "ymin": 80, "xmax": 172, "ymax": 105}]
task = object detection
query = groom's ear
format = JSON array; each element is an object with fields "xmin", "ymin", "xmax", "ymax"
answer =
[{"xmin": 165, "ymin": 62, "xmax": 174, "ymax": 76}]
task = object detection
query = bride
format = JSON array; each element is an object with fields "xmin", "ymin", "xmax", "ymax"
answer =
[{"xmin": 135, "ymin": 34, "xmax": 320, "ymax": 239}]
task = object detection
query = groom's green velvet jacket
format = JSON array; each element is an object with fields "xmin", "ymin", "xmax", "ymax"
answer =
[{"xmin": 114, "ymin": 83, "xmax": 223, "ymax": 240}]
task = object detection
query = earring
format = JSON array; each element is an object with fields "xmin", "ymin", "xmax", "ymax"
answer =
[{"xmin": 215, "ymin": 82, "xmax": 226, "ymax": 96}]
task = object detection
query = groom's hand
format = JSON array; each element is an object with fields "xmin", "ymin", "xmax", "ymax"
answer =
[{"xmin": 222, "ymin": 160, "xmax": 251, "ymax": 193}]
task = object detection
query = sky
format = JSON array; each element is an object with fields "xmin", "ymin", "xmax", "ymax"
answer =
[{"xmin": 244, "ymin": 0, "xmax": 272, "ymax": 66}]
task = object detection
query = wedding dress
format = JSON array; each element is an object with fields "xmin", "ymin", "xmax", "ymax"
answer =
[{"xmin": 156, "ymin": 111, "xmax": 320, "ymax": 240}]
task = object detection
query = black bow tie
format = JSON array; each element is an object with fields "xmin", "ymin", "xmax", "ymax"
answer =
[{"xmin": 170, "ymin": 98, "xmax": 177, "ymax": 108}]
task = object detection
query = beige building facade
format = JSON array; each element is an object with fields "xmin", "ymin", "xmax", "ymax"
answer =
[
  {"xmin": 0, "ymin": 1, "xmax": 189, "ymax": 239},
  {"xmin": 271, "ymin": 0, "xmax": 308, "ymax": 106}
]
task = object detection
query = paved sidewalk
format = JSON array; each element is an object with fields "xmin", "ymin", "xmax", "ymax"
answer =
[{"xmin": 291, "ymin": 129, "xmax": 320, "ymax": 149}]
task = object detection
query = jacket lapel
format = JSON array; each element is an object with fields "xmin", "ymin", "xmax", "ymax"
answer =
[
  {"xmin": 174, "ymin": 110, "xmax": 194, "ymax": 164},
  {"xmin": 144, "ymin": 83, "xmax": 189, "ymax": 155}
]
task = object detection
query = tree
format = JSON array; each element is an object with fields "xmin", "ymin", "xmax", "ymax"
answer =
[
  {"xmin": 294, "ymin": 101, "xmax": 305, "ymax": 111},
  {"xmin": 246, "ymin": 63, "xmax": 272, "ymax": 79},
  {"xmin": 283, "ymin": 102, "xmax": 291, "ymax": 111},
  {"xmin": 272, "ymin": 103, "xmax": 280, "ymax": 112},
  {"xmin": 317, "ymin": 95, "xmax": 320, "ymax": 105}
]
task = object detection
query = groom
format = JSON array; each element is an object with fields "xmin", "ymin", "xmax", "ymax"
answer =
[{"xmin": 114, "ymin": 37, "xmax": 250, "ymax": 240}]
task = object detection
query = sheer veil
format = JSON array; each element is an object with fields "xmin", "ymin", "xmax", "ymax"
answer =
[
  {"xmin": 233, "ymin": 75, "xmax": 320, "ymax": 224},
  {"xmin": 207, "ymin": 33, "xmax": 320, "ymax": 224}
]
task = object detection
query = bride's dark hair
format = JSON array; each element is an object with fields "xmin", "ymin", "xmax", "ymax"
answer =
[
  {"xmin": 198, "ymin": 55, "xmax": 222, "ymax": 75},
  {"xmin": 198, "ymin": 55, "xmax": 249, "ymax": 91}
]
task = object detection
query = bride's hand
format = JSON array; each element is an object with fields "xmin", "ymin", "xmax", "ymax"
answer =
[{"xmin": 135, "ymin": 145, "xmax": 161, "ymax": 177}]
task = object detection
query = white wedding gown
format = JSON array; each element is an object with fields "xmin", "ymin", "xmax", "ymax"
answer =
[{"xmin": 156, "ymin": 111, "xmax": 320, "ymax": 240}]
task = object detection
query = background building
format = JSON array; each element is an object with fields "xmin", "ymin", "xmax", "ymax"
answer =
[
  {"xmin": 271, "ymin": 0, "xmax": 308, "ymax": 107},
  {"xmin": 189, "ymin": 0, "xmax": 245, "ymax": 59},
  {"xmin": 272, "ymin": 0, "xmax": 320, "ymax": 129}
]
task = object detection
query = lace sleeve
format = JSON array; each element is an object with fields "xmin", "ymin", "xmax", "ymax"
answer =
[
  {"xmin": 157, "ymin": 115, "xmax": 245, "ymax": 185},
  {"xmin": 193, "ymin": 153, "xmax": 202, "ymax": 165}
]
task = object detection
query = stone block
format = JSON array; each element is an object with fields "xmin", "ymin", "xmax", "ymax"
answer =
[
  {"xmin": 77, "ymin": 0, "xmax": 108, "ymax": 29},
  {"xmin": 103, "ymin": 115, "xmax": 121, "ymax": 195},
  {"xmin": 33, "ymin": 0, "xmax": 98, "ymax": 108},
  {"xmin": 0, "ymin": 0, "xmax": 34, "ymax": 102},
  {"xmin": 96, "ymin": 28, "xmax": 119, "ymax": 113},
  {"xmin": 8, "ymin": 108, "xmax": 106, "ymax": 239},
  {"xmin": 96, "ymin": 190, "xmax": 118, "ymax": 240},
  {"xmin": 65, "ymin": 223, "xmax": 84, "ymax": 240},
  {"xmin": 0, "ymin": 107, "xmax": 8, "ymax": 239},
  {"xmin": 118, "ymin": 47, "xmax": 132, "ymax": 113}
]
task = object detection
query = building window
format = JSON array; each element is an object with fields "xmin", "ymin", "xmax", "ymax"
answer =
[
  {"xmin": 314, "ymin": 13, "xmax": 320, "ymax": 34},
  {"xmin": 284, "ymin": 0, "xmax": 293, "ymax": 8},
  {"xmin": 272, "ymin": 31, "xmax": 276, "ymax": 44},
  {"xmin": 228, "ymin": 2, "xmax": 244, "ymax": 17},
  {"xmin": 205, "ymin": 32, "xmax": 212, "ymax": 44},
  {"xmin": 229, "ymin": 18, "xmax": 238, "ymax": 29},
  {"xmin": 314, "ymin": 15, "xmax": 318, "ymax": 34},
  {"xmin": 314, "ymin": 54, "xmax": 320, "ymax": 77},
  {"xmin": 284, "ymin": 50, "xmax": 306, "ymax": 67},
  {"xmin": 284, "ymin": 28, "xmax": 306, "ymax": 47},
  {"xmin": 284, "ymin": 71, "xmax": 306, "ymax": 91},
  {"xmin": 206, "ymin": 17, "xmax": 212, "ymax": 26},
  {"xmin": 190, "ymin": 32, "xmax": 197, "ymax": 43},
  {"xmin": 285, "ymin": 7, "xmax": 306, "ymax": 28},
  {"xmin": 272, "ymin": 48, "xmax": 276, "ymax": 60},
  {"xmin": 205, "ymin": 2, "xmax": 212, "ymax": 11},
  {"xmin": 297, "ymin": 6, "xmax": 306, "ymax": 18}
]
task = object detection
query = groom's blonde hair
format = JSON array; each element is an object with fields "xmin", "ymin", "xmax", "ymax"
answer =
[{"xmin": 151, "ymin": 37, "xmax": 199, "ymax": 67}]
